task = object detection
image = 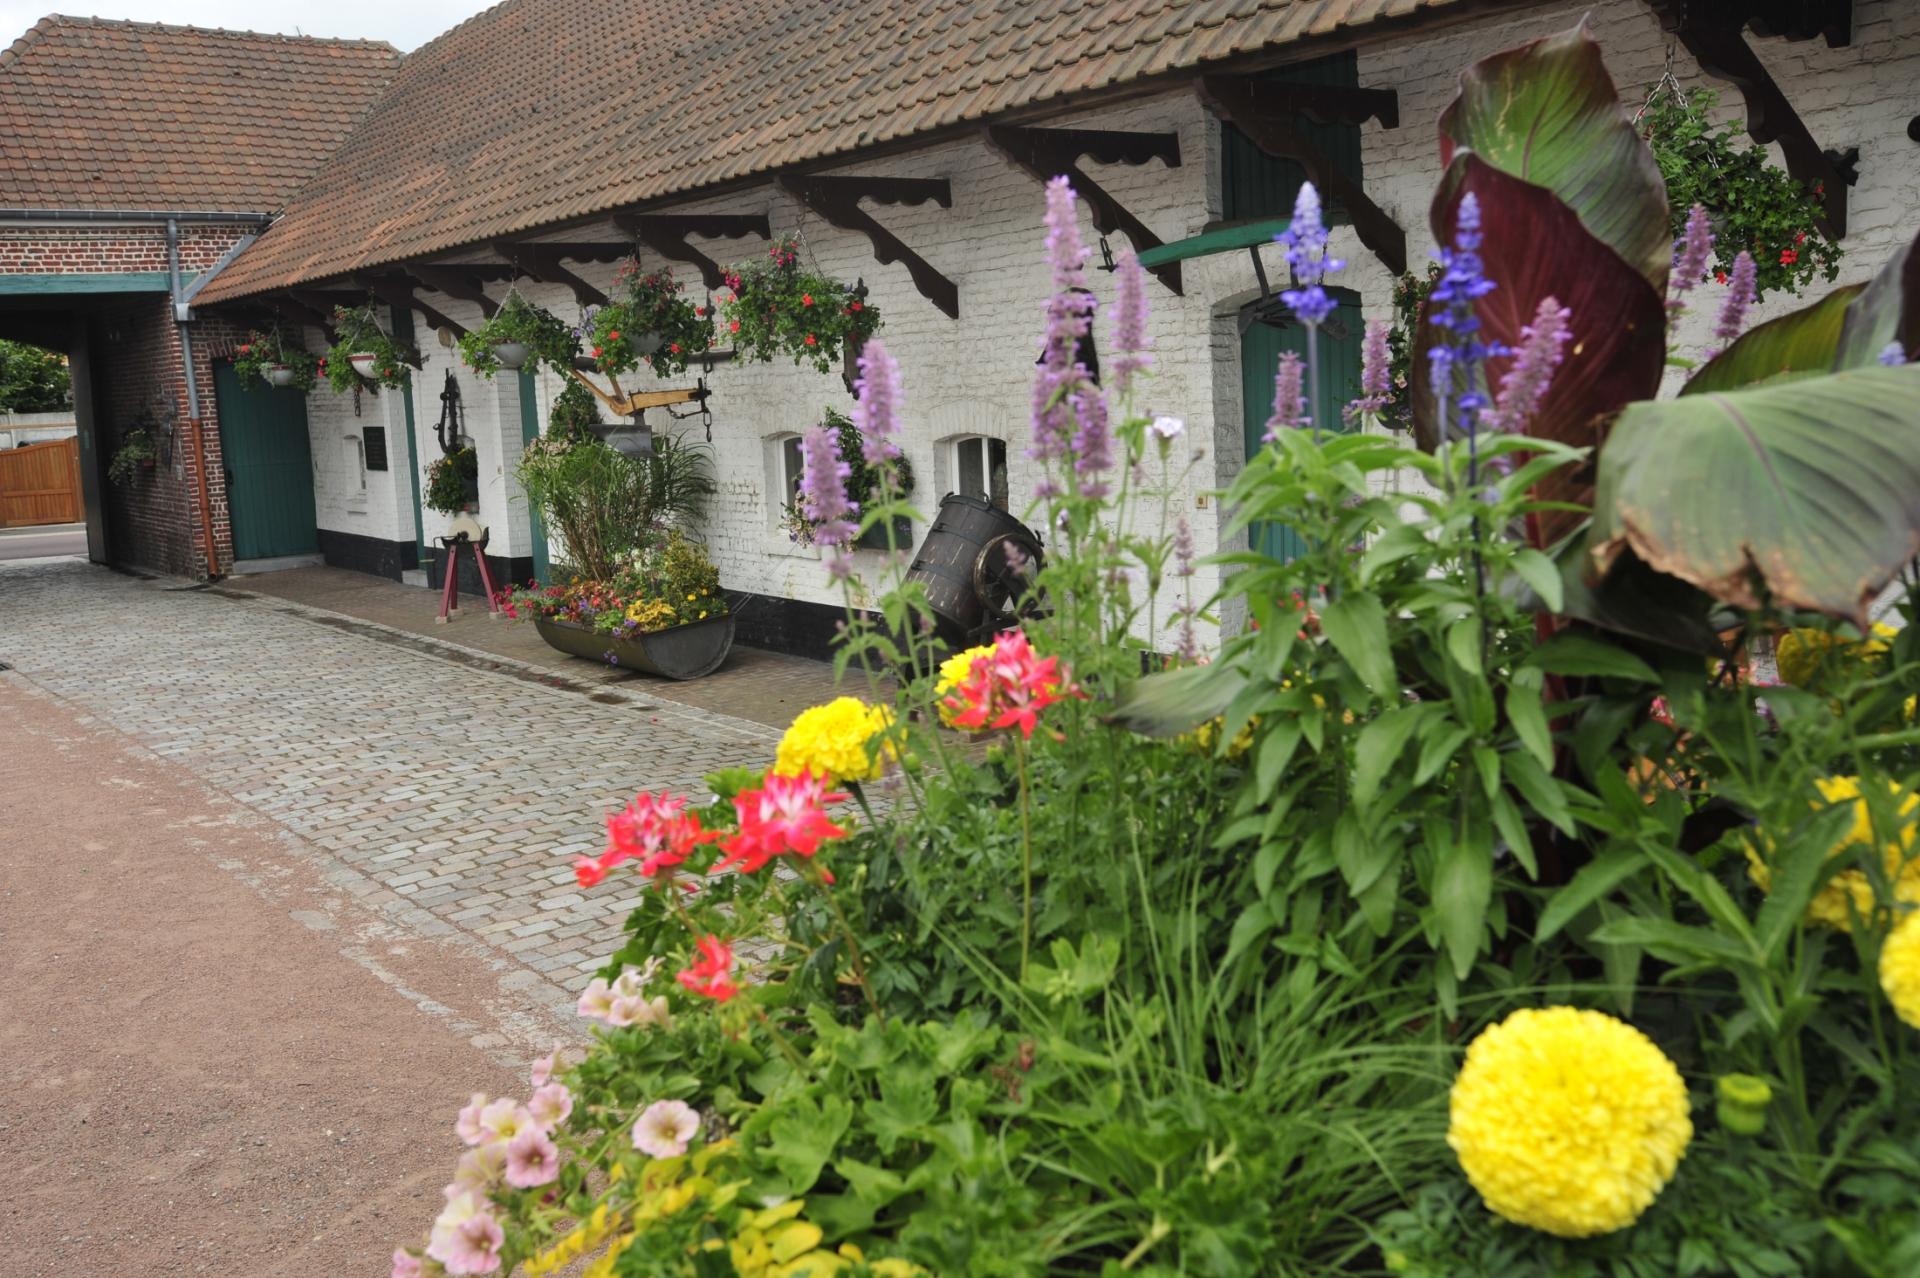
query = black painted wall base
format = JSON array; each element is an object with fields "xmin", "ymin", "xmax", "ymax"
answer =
[
  {"xmin": 426, "ymin": 547, "xmax": 534, "ymax": 599},
  {"xmin": 726, "ymin": 590, "xmax": 880, "ymax": 664},
  {"xmin": 318, "ymin": 529, "xmax": 418, "ymax": 582}
]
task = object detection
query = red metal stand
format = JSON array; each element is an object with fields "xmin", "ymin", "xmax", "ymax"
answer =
[{"xmin": 436, "ymin": 530, "xmax": 501, "ymax": 624}]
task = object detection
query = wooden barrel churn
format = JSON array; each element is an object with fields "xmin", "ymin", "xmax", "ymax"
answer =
[{"xmin": 904, "ymin": 494, "xmax": 1046, "ymax": 648}]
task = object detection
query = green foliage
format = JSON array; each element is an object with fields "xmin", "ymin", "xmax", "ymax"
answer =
[
  {"xmin": 1385, "ymin": 264, "xmax": 1439, "ymax": 431},
  {"xmin": 324, "ymin": 303, "xmax": 416, "ymax": 392},
  {"xmin": 547, "ymin": 378, "xmax": 603, "ymax": 445},
  {"xmin": 423, "ymin": 447, "xmax": 477, "ymax": 515},
  {"xmin": 589, "ymin": 264, "xmax": 715, "ymax": 380},
  {"xmin": 105, "ymin": 423, "xmax": 156, "ymax": 484},
  {"xmin": 231, "ymin": 328, "xmax": 321, "ymax": 392},
  {"xmin": 722, "ymin": 238, "xmax": 881, "ymax": 375},
  {"xmin": 783, "ymin": 408, "xmax": 917, "ymax": 546},
  {"xmin": 514, "ymin": 431, "xmax": 714, "ymax": 580},
  {"xmin": 458, "ymin": 292, "xmax": 579, "ymax": 378},
  {"xmin": 0, "ymin": 339, "xmax": 71, "ymax": 411},
  {"xmin": 1642, "ymin": 87, "xmax": 1843, "ymax": 300}
]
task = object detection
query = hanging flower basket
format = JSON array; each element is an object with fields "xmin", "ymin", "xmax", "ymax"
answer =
[
  {"xmin": 457, "ymin": 291, "xmax": 579, "ymax": 378},
  {"xmin": 326, "ymin": 303, "xmax": 419, "ymax": 392},
  {"xmin": 232, "ymin": 328, "xmax": 321, "ymax": 392},
  {"xmin": 782, "ymin": 407, "xmax": 915, "ymax": 548},
  {"xmin": 721, "ymin": 237, "xmax": 880, "ymax": 375},
  {"xmin": 425, "ymin": 447, "xmax": 480, "ymax": 516},
  {"xmin": 587, "ymin": 264, "xmax": 714, "ymax": 380}
]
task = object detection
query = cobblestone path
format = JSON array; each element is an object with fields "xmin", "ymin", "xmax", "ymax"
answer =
[{"xmin": 0, "ymin": 559, "xmax": 782, "ymax": 989}]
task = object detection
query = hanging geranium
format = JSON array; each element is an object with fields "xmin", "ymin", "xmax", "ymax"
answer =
[
  {"xmin": 587, "ymin": 263, "xmax": 714, "ymax": 380},
  {"xmin": 325, "ymin": 303, "xmax": 418, "ymax": 392},
  {"xmin": 721, "ymin": 237, "xmax": 881, "ymax": 375},
  {"xmin": 1640, "ymin": 86, "xmax": 1841, "ymax": 299},
  {"xmin": 457, "ymin": 290, "xmax": 579, "ymax": 378},
  {"xmin": 231, "ymin": 328, "xmax": 322, "ymax": 392}
]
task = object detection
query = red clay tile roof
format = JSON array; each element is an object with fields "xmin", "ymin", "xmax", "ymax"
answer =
[
  {"xmin": 0, "ymin": 15, "xmax": 399, "ymax": 214},
  {"xmin": 198, "ymin": 0, "xmax": 1472, "ymax": 304}
]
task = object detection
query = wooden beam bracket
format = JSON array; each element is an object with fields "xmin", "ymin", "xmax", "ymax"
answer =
[
  {"xmin": 360, "ymin": 275, "xmax": 471, "ymax": 342},
  {"xmin": 404, "ymin": 263, "xmax": 501, "ymax": 320},
  {"xmin": 1649, "ymin": 0, "xmax": 1856, "ymax": 236},
  {"xmin": 986, "ymin": 125, "xmax": 1184, "ymax": 295},
  {"xmin": 616, "ymin": 213, "xmax": 771, "ymax": 292},
  {"xmin": 1197, "ymin": 75, "xmax": 1407, "ymax": 277},
  {"xmin": 778, "ymin": 177, "xmax": 959, "ymax": 318},
  {"xmin": 1257, "ymin": 82, "xmax": 1399, "ymax": 130},
  {"xmin": 492, "ymin": 242, "xmax": 607, "ymax": 308}
]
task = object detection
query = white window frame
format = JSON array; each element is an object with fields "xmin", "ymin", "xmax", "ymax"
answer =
[{"xmin": 949, "ymin": 435, "xmax": 1009, "ymax": 510}]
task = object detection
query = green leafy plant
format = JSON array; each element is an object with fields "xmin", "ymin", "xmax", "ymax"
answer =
[
  {"xmin": 324, "ymin": 303, "xmax": 417, "ymax": 392},
  {"xmin": 0, "ymin": 339, "xmax": 72, "ymax": 411},
  {"xmin": 587, "ymin": 264, "xmax": 715, "ymax": 380},
  {"xmin": 231, "ymin": 328, "xmax": 321, "ymax": 392},
  {"xmin": 424, "ymin": 447, "xmax": 478, "ymax": 515},
  {"xmin": 1385, "ymin": 264, "xmax": 1440, "ymax": 431},
  {"xmin": 722, "ymin": 238, "xmax": 881, "ymax": 375},
  {"xmin": 105, "ymin": 423, "xmax": 156, "ymax": 484},
  {"xmin": 1641, "ymin": 86, "xmax": 1842, "ymax": 300},
  {"xmin": 782, "ymin": 408, "xmax": 916, "ymax": 547},
  {"xmin": 546, "ymin": 377, "xmax": 602, "ymax": 446},
  {"xmin": 515, "ymin": 431, "xmax": 714, "ymax": 580},
  {"xmin": 457, "ymin": 291, "xmax": 578, "ymax": 378}
]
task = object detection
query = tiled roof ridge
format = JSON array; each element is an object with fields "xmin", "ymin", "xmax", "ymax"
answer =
[{"xmin": 3, "ymin": 13, "xmax": 398, "ymax": 57}]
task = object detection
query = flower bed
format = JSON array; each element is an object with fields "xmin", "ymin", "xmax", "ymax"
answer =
[{"xmin": 391, "ymin": 24, "xmax": 1920, "ymax": 1278}]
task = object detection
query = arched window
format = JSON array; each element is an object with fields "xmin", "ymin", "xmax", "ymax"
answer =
[{"xmin": 950, "ymin": 435, "xmax": 1008, "ymax": 510}]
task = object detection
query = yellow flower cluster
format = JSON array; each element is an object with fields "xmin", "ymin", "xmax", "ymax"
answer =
[
  {"xmin": 1747, "ymin": 776, "xmax": 1920, "ymax": 931},
  {"xmin": 1186, "ymin": 715, "xmax": 1256, "ymax": 758},
  {"xmin": 1448, "ymin": 1006, "xmax": 1691, "ymax": 1238},
  {"xmin": 933, "ymin": 645, "xmax": 993, "ymax": 726},
  {"xmin": 719, "ymin": 1200, "xmax": 919, "ymax": 1277},
  {"xmin": 1881, "ymin": 910, "xmax": 1920, "ymax": 1029},
  {"xmin": 773, "ymin": 696, "xmax": 897, "ymax": 782},
  {"xmin": 1775, "ymin": 622, "xmax": 1895, "ymax": 686},
  {"xmin": 625, "ymin": 598, "xmax": 680, "ymax": 631}
]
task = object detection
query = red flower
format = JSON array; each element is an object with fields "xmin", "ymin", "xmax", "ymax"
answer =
[
  {"xmin": 943, "ymin": 629, "xmax": 1086, "ymax": 739},
  {"xmin": 592, "ymin": 346, "xmax": 604, "ymax": 359},
  {"xmin": 804, "ymin": 334, "xmax": 817, "ymax": 347},
  {"xmin": 728, "ymin": 320, "xmax": 740, "ymax": 334},
  {"xmin": 669, "ymin": 342, "xmax": 681, "ymax": 354},
  {"xmin": 712, "ymin": 772, "xmax": 848, "ymax": 875},
  {"xmin": 694, "ymin": 306, "xmax": 706, "ymax": 317},
  {"xmin": 237, "ymin": 343, "xmax": 252, "ymax": 354},
  {"xmin": 849, "ymin": 301, "xmax": 863, "ymax": 313},
  {"xmin": 677, "ymin": 935, "xmax": 738, "ymax": 1002},
  {"xmin": 801, "ymin": 293, "xmax": 813, "ymax": 307},
  {"xmin": 580, "ymin": 792, "xmax": 714, "ymax": 887},
  {"xmin": 609, "ymin": 329, "xmax": 622, "ymax": 341},
  {"xmin": 1715, "ymin": 270, "xmax": 1728, "ymax": 285},
  {"xmin": 1794, "ymin": 232, "xmax": 1807, "ymax": 244},
  {"xmin": 1780, "ymin": 248, "xmax": 1799, "ymax": 266}
]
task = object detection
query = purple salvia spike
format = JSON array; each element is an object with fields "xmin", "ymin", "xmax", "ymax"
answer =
[
  {"xmin": 1483, "ymin": 297, "xmax": 1572, "ymax": 437},
  {"xmin": 1110, "ymin": 245, "xmax": 1151, "ymax": 394},
  {"xmin": 852, "ymin": 338, "xmax": 904, "ymax": 468},
  {"xmin": 1069, "ymin": 383, "xmax": 1113, "ymax": 497},
  {"xmin": 1708, "ymin": 251, "xmax": 1757, "ymax": 359},
  {"xmin": 1173, "ymin": 515, "xmax": 1195, "ymax": 578},
  {"xmin": 1878, "ymin": 341, "xmax": 1907, "ymax": 367},
  {"xmin": 1667, "ymin": 204, "xmax": 1715, "ymax": 315},
  {"xmin": 798, "ymin": 422, "xmax": 857, "ymax": 548},
  {"xmin": 1263, "ymin": 351, "xmax": 1306, "ymax": 442},
  {"xmin": 1344, "ymin": 319, "xmax": 1392, "ymax": 425}
]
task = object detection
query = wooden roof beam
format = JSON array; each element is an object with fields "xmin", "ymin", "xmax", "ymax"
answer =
[
  {"xmin": 492, "ymin": 241, "xmax": 608, "ymax": 307},
  {"xmin": 1197, "ymin": 75, "xmax": 1407, "ymax": 277},
  {"xmin": 986, "ymin": 125, "xmax": 1182, "ymax": 295},
  {"xmin": 404, "ymin": 263, "xmax": 501, "ymax": 319},
  {"xmin": 270, "ymin": 292, "xmax": 338, "ymax": 343},
  {"xmin": 778, "ymin": 177, "xmax": 959, "ymax": 318},
  {"xmin": 359, "ymin": 274, "xmax": 471, "ymax": 341},
  {"xmin": 1253, "ymin": 83, "xmax": 1398, "ymax": 130},
  {"xmin": 615, "ymin": 214, "xmax": 770, "ymax": 292}
]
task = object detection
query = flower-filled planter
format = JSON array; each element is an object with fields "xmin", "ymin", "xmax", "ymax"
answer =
[
  {"xmin": 231, "ymin": 329, "xmax": 322, "ymax": 392},
  {"xmin": 721, "ymin": 238, "xmax": 880, "ymax": 375},
  {"xmin": 780, "ymin": 407, "xmax": 914, "ymax": 549},
  {"xmin": 456, "ymin": 291, "xmax": 579, "ymax": 378},
  {"xmin": 425, "ymin": 447, "xmax": 480, "ymax": 515},
  {"xmin": 325, "ymin": 303, "xmax": 418, "ymax": 392},
  {"xmin": 106, "ymin": 425, "xmax": 157, "ymax": 484},
  {"xmin": 498, "ymin": 531, "xmax": 732, "ymax": 680},
  {"xmin": 587, "ymin": 264, "xmax": 715, "ymax": 380}
]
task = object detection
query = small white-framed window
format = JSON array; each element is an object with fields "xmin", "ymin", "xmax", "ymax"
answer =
[
  {"xmin": 778, "ymin": 434, "xmax": 806, "ymax": 509},
  {"xmin": 952, "ymin": 435, "xmax": 1008, "ymax": 510}
]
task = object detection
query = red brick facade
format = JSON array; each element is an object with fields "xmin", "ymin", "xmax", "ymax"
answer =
[{"xmin": 0, "ymin": 225, "xmax": 235, "ymax": 275}]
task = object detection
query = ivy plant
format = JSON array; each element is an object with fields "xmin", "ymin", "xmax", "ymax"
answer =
[{"xmin": 324, "ymin": 303, "xmax": 418, "ymax": 393}]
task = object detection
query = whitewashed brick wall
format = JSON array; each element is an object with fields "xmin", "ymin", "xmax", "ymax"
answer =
[{"xmin": 291, "ymin": 0, "xmax": 1918, "ymax": 645}]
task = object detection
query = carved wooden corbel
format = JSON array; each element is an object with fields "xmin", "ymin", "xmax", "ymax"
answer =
[
  {"xmin": 616, "ymin": 214, "xmax": 771, "ymax": 292},
  {"xmin": 985, "ymin": 125, "xmax": 1184, "ymax": 295},
  {"xmin": 777, "ymin": 176, "xmax": 959, "ymax": 318}
]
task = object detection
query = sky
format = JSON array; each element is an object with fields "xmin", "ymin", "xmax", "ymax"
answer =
[{"xmin": 0, "ymin": 0, "xmax": 495, "ymax": 51}]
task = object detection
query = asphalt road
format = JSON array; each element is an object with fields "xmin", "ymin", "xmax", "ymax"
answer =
[{"xmin": 0, "ymin": 523, "xmax": 86, "ymax": 561}]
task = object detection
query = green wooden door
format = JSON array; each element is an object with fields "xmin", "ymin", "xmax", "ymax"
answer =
[
  {"xmin": 1240, "ymin": 290, "xmax": 1363, "ymax": 561},
  {"xmin": 518, "ymin": 367, "xmax": 550, "ymax": 583},
  {"xmin": 213, "ymin": 362, "xmax": 318, "ymax": 560}
]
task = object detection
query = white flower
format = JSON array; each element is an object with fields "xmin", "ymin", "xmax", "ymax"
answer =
[
  {"xmin": 631, "ymin": 1099, "xmax": 701, "ymax": 1159},
  {"xmin": 576, "ymin": 977, "xmax": 616, "ymax": 1022},
  {"xmin": 1149, "ymin": 415, "xmax": 1185, "ymax": 441}
]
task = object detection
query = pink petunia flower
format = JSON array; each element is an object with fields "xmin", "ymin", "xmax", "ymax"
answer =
[
  {"xmin": 391, "ymin": 1249, "xmax": 422, "ymax": 1278},
  {"xmin": 455, "ymin": 1093, "xmax": 490, "ymax": 1146},
  {"xmin": 631, "ymin": 1099, "xmax": 701, "ymax": 1159},
  {"xmin": 504, "ymin": 1126, "xmax": 561, "ymax": 1188},
  {"xmin": 527, "ymin": 1082, "xmax": 573, "ymax": 1131},
  {"xmin": 529, "ymin": 1047, "xmax": 559, "ymax": 1090},
  {"xmin": 427, "ymin": 1191, "xmax": 505, "ymax": 1275},
  {"xmin": 450, "ymin": 1141, "xmax": 507, "ymax": 1195},
  {"xmin": 476, "ymin": 1098, "xmax": 531, "ymax": 1146}
]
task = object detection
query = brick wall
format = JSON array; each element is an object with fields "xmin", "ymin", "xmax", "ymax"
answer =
[{"xmin": 0, "ymin": 224, "xmax": 235, "ymax": 275}]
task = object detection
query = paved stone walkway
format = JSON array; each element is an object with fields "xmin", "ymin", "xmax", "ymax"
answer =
[{"xmin": 0, "ymin": 559, "xmax": 789, "ymax": 988}]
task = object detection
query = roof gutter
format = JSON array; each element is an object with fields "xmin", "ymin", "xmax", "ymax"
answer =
[{"xmin": 0, "ymin": 208, "xmax": 272, "ymax": 224}]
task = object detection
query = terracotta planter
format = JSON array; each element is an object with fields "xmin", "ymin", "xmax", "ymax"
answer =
[{"xmin": 534, "ymin": 613, "xmax": 735, "ymax": 681}]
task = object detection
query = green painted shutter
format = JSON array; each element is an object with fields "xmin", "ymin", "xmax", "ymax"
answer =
[
  {"xmin": 518, "ymin": 367, "xmax": 549, "ymax": 583},
  {"xmin": 1240, "ymin": 289, "xmax": 1364, "ymax": 561},
  {"xmin": 1221, "ymin": 52, "xmax": 1361, "ymax": 223},
  {"xmin": 388, "ymin": 306, "xmax": 428, "ymax": 573},
  {"xmin": 213, "ymin": 362, "xmax": 318, "ymax": 560}
]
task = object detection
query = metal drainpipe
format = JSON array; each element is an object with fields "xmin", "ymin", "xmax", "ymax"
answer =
[{"xmin": 168, "ymin": 216, "xmax": 222, "ymax": 579}]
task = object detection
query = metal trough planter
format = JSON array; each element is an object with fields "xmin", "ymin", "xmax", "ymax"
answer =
[{"xmin": 533, "ymin": 613, "xmax": 735, "ymax": 681}]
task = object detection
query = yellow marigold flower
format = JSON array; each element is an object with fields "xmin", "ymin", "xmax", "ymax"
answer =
[
  {"xmin": 1880, "ymin": 910, "xmax": 1920, "ymax": 1029},
  {"xmin": 773, "ymin": 696, "xmax": 896, "ymax": 782},
  {"xmin": 1775, "ymin": 623, "xmax": 1895, "ymax": 687},
  {"xmin": 933, "ymin": 645, "xmax": 993, "ymax": 726},
  {"xmin": 1448, "ymin": 1006, "xmax": 1691, "ymax": 1238},
  {"xmin": 1186, "ymin": 714, "xmax": 1258, "ymax": 758},
  {"xmin": 1747, "ymin": 776, "xmax": 1920, "ymax": 931}
]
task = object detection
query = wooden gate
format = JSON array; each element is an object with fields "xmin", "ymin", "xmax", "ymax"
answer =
[{"xmin": 0, "ymin": 437, "xmax": 83, "ymax": 527}]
